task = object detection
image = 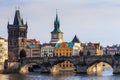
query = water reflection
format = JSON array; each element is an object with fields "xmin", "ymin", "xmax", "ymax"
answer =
[
  {"xmin": 0, "ymin": 71, "xmax": 120, "ymax": 80},
  {"xmin": 0, "ymin": 74, "xmax": 27, "ymax": 80},
  {"xmin": 26, "ymin": 73, "xmax": 120, "ymax": 80},
  {"xmin": 51, "ymin": 72, "xmax": 75, "ymax": 76},
  {"xmin": 0, "ymin": 74, "xmax": 9, "ymax": 80}
]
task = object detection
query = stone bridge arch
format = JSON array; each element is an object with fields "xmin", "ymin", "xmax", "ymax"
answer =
[
  {"xmin": 85, "ymin": 55, "xmax": 114, "ymax": 69},
  {"xmin": 49, "ymin": 60, "xmax": 77, "ymax": 73},
  {"xmin": 40, "ymin": 56, "xmax": 84, "ymax": 73},
  {"xmin": 19, "ymin": 61, "xmax": 40, "ymax": 74},
  {"xmin": 86, "ymin": 60, "xmax": 114, "ymax": 75},
  {"xmin": 18, "ymin": 55, "xmax": 116, "ymax": 74},
  {"xmin": 87, "ymin": 60, "xmax": 113, "ymax": 69}
]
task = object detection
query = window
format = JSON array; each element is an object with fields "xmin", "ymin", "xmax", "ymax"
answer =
[
  {"xmin": 0, "ymin": 44, "xmax": 2, "ymax": 47},
  {"xmin": 56, "ymin": 53, "xmax": 58, "ymax": 56},
  {"xmin": 22, "ymin": 39, "xmax": 24, "ymax": 42},
  {"xmin": 60, "ymin": 53, "xmax": 61, "ymax": 56}
]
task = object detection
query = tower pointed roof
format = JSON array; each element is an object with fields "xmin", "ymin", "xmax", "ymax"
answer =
[
  {"xmin": 72, "ymin": 35, "xmax": 80, "ymax": 43},
  {"xmin": 55, "ymin": 12, "xmax": 59, "ymax": 28},
  {"xmin": 51, "ymin": 11, "xmax": 62, "ymax": 33},
  {"xmin": 13, "ymin": 9, "xmax": 23, "ymax": 26}
]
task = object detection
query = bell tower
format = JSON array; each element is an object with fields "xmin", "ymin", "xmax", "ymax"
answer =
[
  {"xmin": 50, "ymin": 11, "xmax": 63, "ymax": 43},
  {"xmin": 7, "ymin": 9, "xmax": 28, "ymax": 60}
]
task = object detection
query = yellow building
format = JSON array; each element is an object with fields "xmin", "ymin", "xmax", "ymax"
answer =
[
  {"xmin": 54, "ymin": 42, "xmax": 73, "ymax": 57},
  {"xmin": 52, "ymin": 42, "xmax": 74, "ymax": 73}
]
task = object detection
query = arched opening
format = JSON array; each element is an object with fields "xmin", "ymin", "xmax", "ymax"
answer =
[
  {"xmin": 51, "ymin": 61, "xmax": 76, "ymax": 75},
  {"xmin": 20, "ymin": 63, "xmax": 40, "ymax": 74},
  {"xmin": 20, "ymin": 49, "xmax": 26, "ymax": 58},
  {"xmin": 87, "ymin": 61, "xmax": 113, "ymax": 76}
]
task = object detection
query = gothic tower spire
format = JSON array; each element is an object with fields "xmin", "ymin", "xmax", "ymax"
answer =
[
  {"xmin": 13, "ymin": 9, "xmax": 23, "ymax": 26},
  {"xmin": 8, "ymin": 9, "xmax": 28, "ymax": 60}
]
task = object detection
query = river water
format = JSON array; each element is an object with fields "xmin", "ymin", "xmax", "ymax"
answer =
[
  {"xmin": 0, "ymin": 73, "xmax": 120, "ymax": 80},
  {"xmin": 0, "ymin": 68, "xmax": 119, "ymax": 80},
  {"xmin": 1, "ymin": 71, "xmax": 120, "ymax": 80}
]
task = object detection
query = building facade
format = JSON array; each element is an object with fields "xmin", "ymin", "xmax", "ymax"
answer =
[
  {"xmin": 26, "ymin": 39, "xmax": 41, "ymax": 57},
  {"xmin": 71, "ymin": 35, "xmax": 83, "ymax": 56},
  {"xmin": 7, "ymin": 9, "xmax": 28, "ymax": 60},
  {"xmin": 41, "ymin": 43, "xmax": 54, "ymax": 57},
  {"xmin": 54, "ymin": 42, "xmax": 73, "ymax": 57},
  {"xmin": 0, "ymin": 37, "xmax": 8, "ymax": 70},
  {"xmin": 50, "ymin": 12, "xmax": 63, "ymax": 43},
  {"xmin": 83, "ymin": 42, "xmax": 103, "ymax": 56},
  {"xmin": 52, "ymin": 42, "xmax": 74, "ymax": 72},
  {"xmin": 104, "ymin": 45, "xmax": 120, "ymax": 55}
]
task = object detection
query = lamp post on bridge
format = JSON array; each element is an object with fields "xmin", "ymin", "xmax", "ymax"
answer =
[{"xmin": 29, "ymin": 42, "xmax": 34, "ymax": 58}]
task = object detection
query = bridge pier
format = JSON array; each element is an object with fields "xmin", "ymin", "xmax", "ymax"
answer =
[
  {"xmin": 113, "ymin": 64, "xmax": 120, "ymax": 74},
  {"xmin": 19, "ymin": 64, "xmax": 30, "ymax": 74},
  {"xmin": 76, "ymin": 65, "xmax": 87, "ymax": 74},
  {"xmin": 112, "ymin": 57, "xmax": 120, "ymax": 74},
  {"xmin": 3, "ymin": 60, "xmax": 20, "ymax": 73},
  {"xmin": 40, "ymin": 66, "xmax": 51, "ymax": 73}
]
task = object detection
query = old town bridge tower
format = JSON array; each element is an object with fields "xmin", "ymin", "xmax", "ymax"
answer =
[{"xmin": 7, "ymin": 9, "xmax": 28, "ymax": 60}]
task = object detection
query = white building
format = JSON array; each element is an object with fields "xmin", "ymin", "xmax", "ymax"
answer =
[
  {"xmin": 71, "ymin": 35, "xmax": 83, "ymax": 56},
  {"xmin": 0, "ymin": 37, "xmax": 8, "ymax": 70},
  {"xmin": 41, "ymin": 43, "xmax": 54, "ymax": 57},
  {"xmin": 105, "ymin": 45, "xmax": 120, "ymax": 55}
]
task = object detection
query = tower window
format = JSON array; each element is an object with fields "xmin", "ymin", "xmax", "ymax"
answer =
[{"xmin": 22, "ymin": 39, "xmax": 24, "ymax": 42}]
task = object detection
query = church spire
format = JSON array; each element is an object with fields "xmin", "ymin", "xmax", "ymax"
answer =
[
  {"xmin": 13, "ymin": 9, "xmax": 23, "ymax": 26},
  {"xmin": 55, "ymin": 10, "xmax": 59, "ymax": 29},
  {"xmin": 50, "ymin": 10, "xmax": 63, "ymax": 43},
  {"xmin": 51, "ymin": 10, "xmax": 62, "ymax": 33}
]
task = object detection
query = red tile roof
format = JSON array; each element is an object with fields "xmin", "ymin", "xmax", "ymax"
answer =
[{"xmin": 27, "ymin": 39, "xmax": 40, "ymax": 44}]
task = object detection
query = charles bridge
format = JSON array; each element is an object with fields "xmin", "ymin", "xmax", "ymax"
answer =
[{"xmin": 4, "ymin": 55, "xmax": 120, "ymax": 74}]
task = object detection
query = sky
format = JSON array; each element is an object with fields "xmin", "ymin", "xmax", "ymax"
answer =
[{"xmin": 1, "ymin": 0, "xmax": 120, "ymax": 46}]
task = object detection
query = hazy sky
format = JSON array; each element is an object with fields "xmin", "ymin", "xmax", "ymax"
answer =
[{"xmin": 1, "ymin": 0, "xmax": 120, "ymax": 46}]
